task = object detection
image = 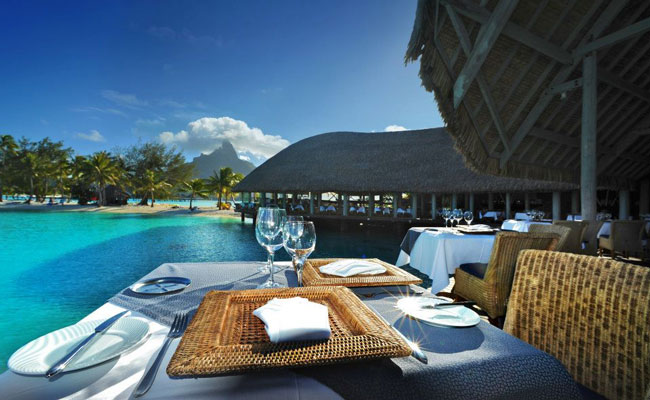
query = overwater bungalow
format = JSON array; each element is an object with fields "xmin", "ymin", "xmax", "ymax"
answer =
[{"xmin": 234, "ymin": 127, "xmax": 578, "ymax": 220}]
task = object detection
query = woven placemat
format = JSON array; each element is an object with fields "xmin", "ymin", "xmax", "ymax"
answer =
[
  {"xmin": 166, "ymin": 286, "xmax": 412, "ymax": 377},
  {"xmin": 302, "ymin": 258, "xmax": 422, "ymax": 287}
]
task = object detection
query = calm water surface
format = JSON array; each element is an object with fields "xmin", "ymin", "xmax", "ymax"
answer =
[{"xmin": 0, "ymin": 210, "xmax": 401, "ymax": 372}]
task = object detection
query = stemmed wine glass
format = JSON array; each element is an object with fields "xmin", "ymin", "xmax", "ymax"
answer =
[
  {"xmin": 283, "ymin": 221, "xmax": 316, "ymax": 287},
  {"xmin": 442, "ymin": 209, "xmax": 451, "ymax": 227},
  {"xmin": 255, "ymin": 207, "xmax": 286, "ymax": 288},
  {"xmin": 284, "ymin": 215, "xmax": 304, "ymax": 267},
  {"xmin": 452, "ymin": 209, "xmax": 463, "ymax": 227},
  {"xmin": 463, "ymin": 211, "xmax": 474, "ymax": 226}
]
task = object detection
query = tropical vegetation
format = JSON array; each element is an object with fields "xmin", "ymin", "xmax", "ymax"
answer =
[{"xmin": 0, "ymin": 134, "xmax": 246, "ymax": 208}]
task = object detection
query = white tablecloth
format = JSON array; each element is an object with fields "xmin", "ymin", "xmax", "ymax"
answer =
[
  {"xmin": 500, "ymin": 220, "xmax": 550, "ymax": 232},
  {"xmin": 597, "ymin": 221, "xmax": 611, "ymax": 238},
  {"xmin": 514, "ymin": 212, "xmax": 531, "ymax": 220},
  {"xmin": 0, "ymin": 262, "xmax": 340, "ymax": 400},
  {"xmin": 396, "ymin": 228, "xmax": 495, "ymax": 293},
  {"xmin": 481, "ymin": 211, "xmax": 504, "ymax": 221}
]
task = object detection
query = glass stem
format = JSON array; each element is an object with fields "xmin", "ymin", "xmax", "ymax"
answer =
[
  {"xmin": 295, "ymin": 259, "xmax": 304, "ymax": 287},
  {"xmin": 267, "ymin": 251, "xmax": 275, "ymax": 284}
]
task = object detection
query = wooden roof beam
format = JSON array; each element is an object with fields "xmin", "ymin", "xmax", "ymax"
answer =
[
  {"xmin": 451, "ymin": 0, "xmax": 519, "ymax": 109},
  {"xmin": 446, "ymin": 5, "xmax": 511, "ymax": 153},
  {"xmin": 599, "ymin": 69, "xmax": 650, "ymax": 104},
  {"xmin": 441, "ymin": 0, "xmax": 572, "ymax": 64},
  {"xmin": 499, "ymin": 0, "xmax": 629, "ymax": 169},
  {"xmin": 544, "ymin": 78, "xmax": 583, "ymax": 97},
  {"xmin": 574, "ymin": 17, "xmax": 650, "ymax": 60},
  {"xmin": 529, "ymin": 127, "xmax": 579, "ymax": 147}
]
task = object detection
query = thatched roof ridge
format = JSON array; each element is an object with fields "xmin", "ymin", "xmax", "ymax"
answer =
[
  {"xmin": 234, "ymin": 128, "xmax": 577, "ymax": 194},
  {"xmin": 405, "ymin": 0, "xmax": 650, "ymax": 189}
]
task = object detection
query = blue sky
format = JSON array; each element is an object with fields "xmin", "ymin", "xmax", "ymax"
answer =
[{"xmin": 0, "ymin": 0, "xmax": 442, "ymax": 164}]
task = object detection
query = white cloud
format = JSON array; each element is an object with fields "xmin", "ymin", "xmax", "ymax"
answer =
[
  {"xmin": 77, "ymin": 130, "xmax": 106, "ymax": 142},
  {"xmin": 71, "ymin": 106, "xmax": 127, "ymax": 117},
  {"xmin": 136, "ymin": 117, "xmax": 166, "ymax": 127},
  {"xmin": 238, "ymin": 154, "xmax": 251, "ymax": 161},
  {"xmin": 159, "ymin": 116, "xmax": 290, "ymax": 160},
  {"xmin": 101, "ymin": 90, "xmax": 148, "ymax": 108},
  {"xmin": 384, "ymin": 125, "xmax": 407, "ymax": 132}
]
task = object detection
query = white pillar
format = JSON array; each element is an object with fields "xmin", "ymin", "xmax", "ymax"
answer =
[
  {"xmin": 469, "ymin": 193, "xmax": 475, "ymax": 214},
  {"xmin": 640, "ymin": 180, "xmax": 650, "ymax": 215},
  {"xmin": 505, "ymin": 193, "xmax": 512, "ymax": 219},
  {"xmin": 488, "ymin": 193, "xmax": 494, "ymax": 210},
  {"xmin": 552, "ymin": 192, "xmax": 561, "ymax": 220},
  {"xmin": 619, "ymin": 190, "xmax": 630, "ymax": 220},
  {"xmin": 571, "ymin": 191, "xmax": 579, "ymax": 214},
  {"xmin": 451, "ymin": 193, "xmax": 458, "ymax": 209},
  {"xmin": 393, "ymin": 193, "xmax": 399, "ymax": 217},
  {"xmin": 342, "ymin": 194, "xmax": 349, "ymax": 216},
  {"xmin": 309, "ymin": 193, "xmax": 315, "ymax": 215},
  {"xmin": 524, "ymin": 192, "xmax": 530, "ymax": 211},
  {"xmin": 431, "ymin": 194, "xmax": 437, "ymax": 219},
  {"xmin": 581, "ymin": 53, "xmax": 598, "ymax": 221},
  {"xmin": 411, "ymin": 194, "xmax": 418, "ymax": 218},
  {"xmin": 368, "ymin": 194, "xmax": 374, "ymax": 216}
]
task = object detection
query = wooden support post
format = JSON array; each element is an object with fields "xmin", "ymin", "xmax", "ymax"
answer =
[
  {"xmin": 571, "ymin": 191, "xmax": 580, "ymax": 214},
  {"xmin": 524, "ymin": 192, "xmax": 530, "ymax": 211},
  {"xmin": 260, "ymin": 192, "xmax": 266, "ymax": 207},
  {"xmin": 411, "ymin": 194, "xmax": 418, "ymax": 219},
  {"xmin": 272, "ymin": 192, "xmax": 278, "ymax": 205},
  {"xmin": 369, "ymin": 194, "xmax": 375, "ymax": 216},
  {"xmin": 552, "ymin": 192, "xmax": 561, "ymax": 220},
  {"xmin": 309, "ymin": 193, "xmax": 315, "ymax": 215},
  {"xmin": 505, "ymin": 193, "xmax": 512, "ymax": 219},
  {"xmin": 431, "ymin": 194, "xmax": 437, "ymax": 219},
  {"xmin": 469, "ymin": 193, "xmax": 475, "ymax": 214},
  {"xmin": 451, "ymin": 193, "xmax": 458, "ymax": 209},
  {"xmin": 488, "ymin": 193, "xmax": 494, "ymax": 210},
  {"xmin": 343, "ymin": 194, "xmax": 349, "ymax": 217},
  {"xmin": 581, "ymin": 53, "xmax": 598, "ymax": 221},
  {"xmin": 619, "ymin": 190, "xmax": 630, "ymax": 219},
  {"xmin": 317, "ymin": 193, "xmax": 322, "ymax": 208},
  {"xmin": 640, "ymin": 179, "xmax": 650, "ymax": 215},
  {"xmin": 393, "ymin": 193, "xmax": 399, "ymax": 218}
]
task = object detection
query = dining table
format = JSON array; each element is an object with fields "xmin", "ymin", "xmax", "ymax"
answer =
[
  {"xmin": 397, "ymin": 227, "xmax": 495, "ymax": 293},
  {"xmin": 0, "ymin": 261, "xmax": 581, "ymax": 400},
  {"xmin": 500, "ymin": 219, "xmax": 551, "ymax": 232}
]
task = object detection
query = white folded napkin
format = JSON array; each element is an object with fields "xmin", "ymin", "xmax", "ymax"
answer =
[
  {"xmin": 253, "ymin": 297, "xmax": 331, "ymax": 343},
  {"xmin": 319, "ymin": 259, "xmax": 387, "ymax": 277},
  {"xmin": 466, "ymin": 224, "xmax": 491, "ymax": 230}
]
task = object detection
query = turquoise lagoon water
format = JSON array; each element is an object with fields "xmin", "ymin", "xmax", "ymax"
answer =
[{"xmin": 0, "ymin": 210, "xmax": 401, "ymax": 372}]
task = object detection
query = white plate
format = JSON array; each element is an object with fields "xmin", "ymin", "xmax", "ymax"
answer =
[
  {"xmin": 396, "ymin": 297, "xmax": 480, "ymax": 328},
  {"xmin": 8, "ymin": 316, "xmax": 150, "ymax": 375}
]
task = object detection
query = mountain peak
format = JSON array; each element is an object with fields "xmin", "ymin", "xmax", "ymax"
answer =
[{"xmin": 190, "ymin": 140, "xmax": 255, "ymax": 178}]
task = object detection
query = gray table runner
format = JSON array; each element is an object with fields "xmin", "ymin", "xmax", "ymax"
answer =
[{"xmin": 110, "ymin": 262, "xmax": 580, "ymax": 400}]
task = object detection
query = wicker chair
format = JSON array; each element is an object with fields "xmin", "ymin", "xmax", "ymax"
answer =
[
  {"xmin": 527, "ymin": 224, "xmax": 571, "ymax": 252},
  {"xmin": 598, "ymin": 220, "xmax": 645, "ymax": 259},
  {"xmin": 551, "ymin": 220, "xmax": 588, "ymax": 254},
  {"xmin": 452, "ymin": 231, "xmax": 559, "ymax": 320},
  {"xmin": 504, "ymin": 250, "xmax": 650, "ymax": 399},
  {"xmin": 580, "ymin": 220, "xmax": 604, "ymax": 256}
]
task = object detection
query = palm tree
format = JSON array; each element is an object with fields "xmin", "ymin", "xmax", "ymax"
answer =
[
  {"xmin": 22, "ymin": 152, "xmax": 43, "ymax": 204},
  {"xmin": 0, "ymin": 135, "xmax": 18, "ymax": 202},
  {"xmin": 86, "ymin": 151, "xmax": 122, "ymax": 206},
  {"xmin": 207, "ymin": 167, "xmax": 244, "ymax": 208},
  {"xmin": 182, "ymin": 178, "xmax": 209, "ymax": 210},
  {"xmin": 140, "ymin": 170, "xmax": 171, "ymax": 207}
]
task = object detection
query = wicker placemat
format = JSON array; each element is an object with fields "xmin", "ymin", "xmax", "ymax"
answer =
[
  {"xmin": 166, "ymin": 286, "xmax": 412, "ymax": 377},
  {"xmin": 302, "ymin": 258, "xmax": 422, "ymax": 287}
]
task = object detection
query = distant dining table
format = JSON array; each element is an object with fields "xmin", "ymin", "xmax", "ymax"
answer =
[
  {"xmin": 0, "ymin": 261, "xmax": 581, "ymax": 400},
  {"xmin": 500, "ymin": 219, "xmax": 551, "ymax": 232},
  {"xmin": 397, "ymin": 227, "xmax": 495, "ymax": 293}
]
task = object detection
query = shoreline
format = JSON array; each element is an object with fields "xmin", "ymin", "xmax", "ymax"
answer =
[{"xmin": 0, "ymin": 201, "xmax": 242, "ymax": 219}]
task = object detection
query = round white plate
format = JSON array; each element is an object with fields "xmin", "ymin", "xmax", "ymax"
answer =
[
  {"xmin": 397, "ymin": 297, "xmax": 480, "ymax": 328},
  {"xmin": 8, "ymin": 316, "xmax": 150, "ymax": 375}
]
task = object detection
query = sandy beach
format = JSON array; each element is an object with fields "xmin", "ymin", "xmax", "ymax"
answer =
[{"xmin": 0, "ymin": 201, "xmax": 242, "ymax": 218}]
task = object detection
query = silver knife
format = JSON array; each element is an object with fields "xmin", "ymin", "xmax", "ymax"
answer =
[
  {"xmin": 46, "ymin": 311, "xmax": 129, "ymax": 378},
  {"xmin": 371, "ymin": 307, "xmax": 428, "ymax": 364}
]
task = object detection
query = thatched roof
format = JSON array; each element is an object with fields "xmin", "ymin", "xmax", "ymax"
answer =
[
  {"xmin": 234, "ymin": 128, "xmax": 576, "ymax": 194},
  {"xmin": 405, "ymin": 0, "xmax": 650, "ymax": 189}
]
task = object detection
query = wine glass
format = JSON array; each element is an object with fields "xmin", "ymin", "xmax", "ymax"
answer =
[
  {"xmin": 452, "ymin": 209, "xmax": 462, "ymax": 227},
  {"xmin": 463, "ymin": 211, "xmax": 474, "ymax": 225},
  {"xmin": 283, "ymin": 221, "xmax": 316, "ymax": 287},
  {"xmin": 283, "ymin": 215, "xmax": 304, "ymax": 266},
  {"xmin": 442, "ymin": 209, "xmax": 451, "ymax": 227},
  {"xmin": 256, "ymin": 207, "xmax": 285, "ymax": 288}
]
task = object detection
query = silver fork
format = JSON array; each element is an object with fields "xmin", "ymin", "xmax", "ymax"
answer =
[{"xmin": 133, "ymin": 312, "xmax": 188, "ymax": 398}]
